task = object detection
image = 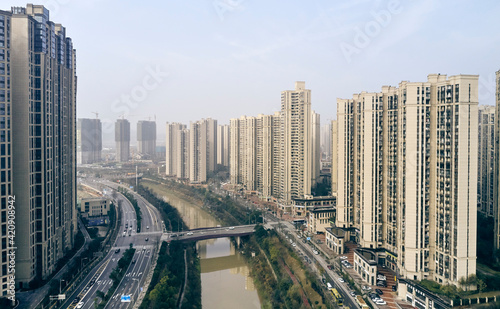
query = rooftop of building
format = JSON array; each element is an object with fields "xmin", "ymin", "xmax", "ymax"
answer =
[
  {"xmin": 355, "ymin": 248, "xmax": 378, "ymax": 265},
  {"xmin": 325, "ymin": 227, "xmax": 345, "ymax": 238}
]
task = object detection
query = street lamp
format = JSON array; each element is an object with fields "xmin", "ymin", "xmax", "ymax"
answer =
[
  {"xmin": 80, "ymin": 257, "xmax": 89, "ymax": 271},
  {"xmin": 59, "ymin": 279, "xmax": 66, "ymax": 294}
]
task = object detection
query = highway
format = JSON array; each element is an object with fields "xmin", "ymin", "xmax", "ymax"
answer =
[{"xmin": 61, "ymin": 180, "xmax": 162, "ymax": 309}]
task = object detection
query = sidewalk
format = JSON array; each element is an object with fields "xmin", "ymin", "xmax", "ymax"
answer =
[{"xmin": 16, "ymin": 218, "xmax": 92, "ymax": 309}]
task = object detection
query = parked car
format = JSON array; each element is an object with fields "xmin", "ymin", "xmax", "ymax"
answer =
[
  {"xmin": 376, "ymin": 299, "xmax": 387, "ymax": 305},
  {"xmin": 76, "ymin": 302, "xmax": 85, "ymax": 309},
  {"xmin": 375, "ymin": 289, "xmax": 384, "ymax": 295},
  {"xmin": 340, "ymin": 256, "xmax": 348, "ymax": 260},
  {"xmin": 377, "ymin": 274, "xmax": 387, "ymax": 281},
  {"xmin": 338, "ymin": 277, "xmax": 345, "ymax": 283},
  {"xmin": 392, "ymin": 285, "xmax": 397, "ymax": 291},
  {"xmin": 377, "ymin": 280, "xmax": 387, "ymax": 287},
  {"xmin": 115, "ymin": 248, "xmax": 120, "ymax": 254},
  {"xmin": 362, "ymin": 285, "xmax": 372, "ymax": 291},
  {"xmin": 313, "ymin": 250, "xmax": 319, "ymax": 255},
  {"xmin": 349, "ymin": 291, "xmax": 356, "ymax": 296},
  {"xmin": 327, "ymin": 265, "xmax": 333, "ymax": 270}
]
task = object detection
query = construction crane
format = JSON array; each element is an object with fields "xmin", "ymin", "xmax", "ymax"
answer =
[{"xmin": 91, "ymin": 111, "xmax": 99, "ymax": 119}]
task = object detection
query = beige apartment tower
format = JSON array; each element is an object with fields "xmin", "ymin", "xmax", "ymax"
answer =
[
  {"xmin": 495, "ymin": 70, "xmax": 500, "ymax": 252},
  {"xmin": 10, "ymin": 5, "xmax": 77, "ymax": 289},
  {"xmin": 336, "ymin": 74, "xmax": 478, "ymax": 286},
  {"xmin": 478, "ymin": 105, "xmax": 495, "ymax": 217}
]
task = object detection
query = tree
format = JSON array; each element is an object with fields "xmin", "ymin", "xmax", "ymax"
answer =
[{"xmin": 478, "ymin": 279, "xmax": 487, "ymax": 293}]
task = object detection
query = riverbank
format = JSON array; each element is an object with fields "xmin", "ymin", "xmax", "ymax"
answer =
[{"xmin": 141, "ymin": 178, "xmax": 331, "ymax": 308}]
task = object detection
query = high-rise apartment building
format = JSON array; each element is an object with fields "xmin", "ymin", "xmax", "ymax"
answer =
[
  {"xmin": 77, "ymin": 118, "xmax": 102, "ymax": 164},
  {"xmin": 495, "ymin": 70, "xmax": 500, "ymax": 252},
  {"xmin": 115, "ymin": 119, "xmax": 130, "ymax": 162},
  {"xmin": 177, "ymin": 128, "xmax": 190, "ymax": 179},
  {"xmin": 336, "ymin": 74, "xmax": 477, "ymax": 286},
  {"xmin": 189, "ymin": 118, "xmax": 217, "ymax": 183},
  {"xmin": 478, "ymin": 105, "xmax": 495, "ymax": 217},
  {"xmin": 321, "ymin": 122, "xmax": 332, "ymax": 160},
  {"xmin": 229, "ymin": 82, "xmax": 319, "ymax": 207},
  {"xmin": 165, "ymin": 122, "xmax": 185, "ymax": 176},
  {"xmin": 137, "ymin": 120, "xmax": 156, "ymax": 158},
  {"xmin": 280, "ymin": 81, "xmax": 313, "ymax": 203},
  {"xmin": 10, "ymin": 5, "xmax": 77, "ymax": 288},
  {"xmin": 217, "ymin": 124, "xmax": 230, "ymax": 168},
  {"xmin": 312, "ymin": 111, "xmax": 321, "ymax": 189},
  {"xmin": 331, "ymin": 120, "xmax": 337, "ymax": 197}
]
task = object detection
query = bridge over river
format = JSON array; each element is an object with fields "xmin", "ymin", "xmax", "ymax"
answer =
[{"xmin": 146, "ymin": 224, "xmax": 258, "ymax": 243}]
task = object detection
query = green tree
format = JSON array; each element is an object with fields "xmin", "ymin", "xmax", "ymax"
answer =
[{"xmin": 478, "ymin": 279, "xmax": 487, "ymax": 293}]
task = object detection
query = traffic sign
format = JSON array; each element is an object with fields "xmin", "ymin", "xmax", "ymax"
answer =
[{"xmin": 121, "ymin": 295, "xmax": 131, "ymax": 302}]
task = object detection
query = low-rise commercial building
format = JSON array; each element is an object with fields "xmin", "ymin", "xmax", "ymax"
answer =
[
  {"xmin": 80, "ymin": 197, "xmax": 110, "ymax": 218},
  {"xmin": 354, "ymin": 249, "xmax": 378, "ymax": 286},
  {"xmin": 307, "ymin": 206, "xmax": 335, "ymax": 234},
  {"xmin": 325, "ymin": 227, "xmax": 346, "ymax": 255}
]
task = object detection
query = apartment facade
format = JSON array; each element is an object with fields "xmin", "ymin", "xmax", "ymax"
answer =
[
  {"xmin": 77, "ymin": 118, "xmax": 102, "ymax": 164},
  {"xmin": 115, "ymin": 119, "xmax": 130, "ymax": 162},
  {"xmin": 165, "ymin": 122, "xmax": 185, "ymax": 176},
  {"xmin": 10, "ymin": 5, "xmax": 77, "ymax": 288},
  {"xmin": 495, "ymin": 70, "xmax": 500, "ymax": 252},
  {"xmin": 217, "ymin": 124, "xmax": 230, "ymax": 168},
  {"xmin": 478, "ymin": 105, "xmax": 495, "ymax": 217},
  {"xmin": 137, "ymin": 120, "xmax": 156, "ymax": 158},
  {"xmin": 336, "ymin": 74, "xmax": 478, "ymax": 286}
]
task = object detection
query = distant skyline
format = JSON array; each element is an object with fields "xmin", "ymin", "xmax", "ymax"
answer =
[{"xmin": 6, "ymin": 1, "xmax": 500, "ymax": 144}]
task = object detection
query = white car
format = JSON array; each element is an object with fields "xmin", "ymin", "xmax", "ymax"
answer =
[
  {"xmin": 229, "ymin": 227, "xmax": 235, "ymax": 230},
  {"xmin": 186, "ymin": 232, "xmax": 194, "ymax": 236},
  {"xmin": 338, "ymin": 277, "xmax": 345, "ymax": 283},
  {"xmin": 362, "ymin": 285, "xmax": 372, "ymax": 291},
  {"xmin": 340, "ymin": 256, "xmax": 348, "ymax": 260},
  {"xmin": 376, "ymin": 299, "xmax": 386, "ymax": 305},
  {"xmin": 292, "ymin": 243, "xmax": 296, "ymax": 247},
  {"xmin": 313, "ymin": 250, "xmax": 319, "ymax": 255},
  {"xmin": 76, "ymin": 302, "xmax": 85, "ymax": 309}
]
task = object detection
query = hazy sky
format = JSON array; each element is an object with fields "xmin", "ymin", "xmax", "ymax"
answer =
[{"xmin": 6, "ymin": 1, "xmax": 500, "ymax": 144}]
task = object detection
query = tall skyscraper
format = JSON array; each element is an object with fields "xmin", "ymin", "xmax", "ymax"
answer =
[
  {"xmin": 10, "ymin": 5, "xmax": 77, "ymax": 288},
  {"xmin": 189, "ymin": 118, "xmax": 217, "ymax": 183},
  {"xmin": 165, "ymin": 122, "xmax": 185, "ymax": 176},
  {"xmin": 280, "ymin": 81, "xmax": 313, "ymax": 203},
  {"xmin": 229, "ymin": 82, "xmax": 319, "ymax": 206},
  {"xmin": 321, "ymin": 122, "xmax": 332, "ymax": 160},
  {"xmin": 336, "ymin": 74, "xmax": 477, "ymax": 286},
  {"xmin": 137, "ymin": 120, "xmax": 156, "ymax": 158},
  {"xmin": 331, "ymin": 120, "xmax": 338, "ymax": 197},
  {"xmin": 115, "ymin": 119, "xmax": 130, "ymax": 162},
  {"xmin": 177, "ymin": 128, "xmax": 190, "ymax": 179},
  {"xmin": 311, "ymin": 111, "xmax": 321, "ymax": 189},
  {"xmin": 217, "ymin": 124, "xmax": 230, "ymax": 168},
  {"xmin": 478, "ymin": 105, "xmax": 495, "ymax": 217},
  {"xmin": 495, "ymin": 70, "xmax": 500, "ymax": 253},
  {"xmin": 77, "ymin": 118, "xmax": 102, "ymax": 164}
]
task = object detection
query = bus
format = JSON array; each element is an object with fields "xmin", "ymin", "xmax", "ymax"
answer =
[{"xmin": 331, "ymin": 288, "xmax": 343, "ymax": 306}]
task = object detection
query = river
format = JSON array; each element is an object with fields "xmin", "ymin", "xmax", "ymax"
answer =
[{"xmin": 156, "ymin": 185, "xmax": 262, "ymax": 309}]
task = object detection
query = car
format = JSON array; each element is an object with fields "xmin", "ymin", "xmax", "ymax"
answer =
[
  {"xmin": 340, "ymin": 256, "xmax": 348, "ymax": 260},
  {"xmin": 376, "ymin": 299, "xmax": 387, "ymax": 305},
  {"xmin": 392, "ymin": 285, "xmax": 397, "ymax": 291},
  {"xmin": 292, "ymin": 243, "xmax": 296, "ymax": 247},
  {"xmin": 76, "ymin": 302, "xmax": 85, "ymax": 309},
  {"xmin": 349, "ymin": 291, "xmax": 356, "ymax": 296},
  {"xmin": 313, "ymin": 250, "xmax": 319, "ymax": 255},
  {"xmin": 186, "ymin": 232, "xmax": 194, "ymax": 236},
  {"xmin": 145, "ymin": 238, "xmax": 149, "ymax": 241},
  {"xmin": 377, "ymin": 275, "xmax": 387, "ymax": 281},
  {"xmin": 132, "ymin": 259, "xmax": 136, "ymax": 264},
  {"xmin": 147, "ymin": 226, "xmax": 149, "ymax": 229},
  {"xmin": 377, "ymin": 280, "xmax": 387, "ymax": 287},
  {"xmin": 229, "ymin": 227, "xmax": 235, "ymax": 230},
  {"xmin": 338, "ymin": 277, "xmax": 345, "ymax": 283},
  {"xmin": 375, "ymin": 289, "xmax": 384, "ymax": 295},
  {"xmin": 362, "ymin": 285, "xmax": 372, "ymax": 291},
  {"xmin": 115, "ymin": 248, "xmax": 120, "ymax": 254},
  {"xmin": 327, "ymin": 265, "xmax": 333, "ymax": 270},
  {"xmin": 170, "ymin": 234, "xmax": 177, "ymax": 237},
  {"xmin": 72, "ymin": 297, "xmax": 80, "ymax": 304}
]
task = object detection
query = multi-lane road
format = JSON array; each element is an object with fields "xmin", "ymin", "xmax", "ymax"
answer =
[{"xmin": 61, "ymin": 181, "xmax": 162, "ymax": 309}]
